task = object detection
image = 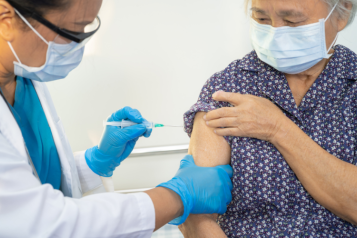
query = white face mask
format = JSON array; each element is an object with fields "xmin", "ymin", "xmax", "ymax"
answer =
[
  {"xmin": 8, "ymin": 9, "xmax": 85, "ymax": 82},
  {"xmin": 250, "ymin": 2, "xmax": 339, "ymax": 75}
]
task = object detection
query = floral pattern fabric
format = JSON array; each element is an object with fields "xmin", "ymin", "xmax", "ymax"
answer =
[{"xmin": 184, "ymin": 45, "xmax": 357, "ymax": 237}]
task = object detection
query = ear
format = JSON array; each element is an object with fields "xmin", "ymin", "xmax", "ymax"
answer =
[
  {"xmin": 337, "ymin": 1, "xmax": 353, "ymax": 31},
  {"xmin": 0, "ymin": 0, "xmax": 16, "ymax": 42}
]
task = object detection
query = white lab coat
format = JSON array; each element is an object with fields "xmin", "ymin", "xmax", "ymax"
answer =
[{"xmin": 0, "ymin": 80, "xmax": 155, "ymax": 238}]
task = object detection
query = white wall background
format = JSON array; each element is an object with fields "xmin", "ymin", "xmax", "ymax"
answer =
[
  {"xmin": 46, "ymin": 0, "xmax": 251, "ymax": 152},
  {"xmin": 46, "ymin": 0, "xmax": 357, "ymax": 190}
]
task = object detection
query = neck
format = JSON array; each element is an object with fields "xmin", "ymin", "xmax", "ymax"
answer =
[
  {"xmin": 0, "ymin": 62, "xmax": 17, "ymax": 106},
  {"xmin": 285, "ymin": 49, "xmax": 333, "ymax": 107}
]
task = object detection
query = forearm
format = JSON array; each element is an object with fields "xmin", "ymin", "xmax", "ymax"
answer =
[
  {"xmin": 272, "ymin": 118, "xmax": 357, "ymax": 225},
  {"xmin": 145, "ymin": 187, "xmax": 184, "ymax": 231},
  {"xmin": 179, "ymin": 214, "xmax": 227, "ymax": 238}
]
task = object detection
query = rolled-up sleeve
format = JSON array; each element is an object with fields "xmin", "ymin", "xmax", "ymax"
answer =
[{"xmin": 184, "ymin": 69, "xmax": 235, "ymax": 146}]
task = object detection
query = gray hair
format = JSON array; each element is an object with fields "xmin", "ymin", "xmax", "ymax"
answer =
[
  {"xmin": 324, "ymin": 0, "xmax": 356, "ymax": 26},
  {"xmin": 244, "ymin": 0, "xmax": 357, "ymax": 27}
]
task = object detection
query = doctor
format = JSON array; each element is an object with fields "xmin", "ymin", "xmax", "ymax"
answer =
[{"xmin": 0, "ymin": 0, "xmax": 233, "ymax": 237}]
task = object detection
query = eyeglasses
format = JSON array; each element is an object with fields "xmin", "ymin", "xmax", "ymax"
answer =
[
  {"xmin": 7, "ymin": 1, "xmax": 101, "ymax": 43},
  {"xmin": 31, "ymin": 14, "xmax": 101, "ymax": 44}
]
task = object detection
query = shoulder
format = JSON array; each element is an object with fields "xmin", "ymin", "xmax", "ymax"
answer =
[
  {"xmin": 333, "ymin": 45, "xmax": 357, "ymax": 80},
  {"xmin": 332, "ymin": 45, "xmax": 357, "ymax": 122},
  {"xmin": 205, "ymin": 50, "xmax": 262, "ymax": 86},
  {"xmin": 333, "ymin": 45, "xmax": 357, "ymax": 93},
  {"xmin": 220, "ymin": 50, "xmax": 262, "ymax": 76}
]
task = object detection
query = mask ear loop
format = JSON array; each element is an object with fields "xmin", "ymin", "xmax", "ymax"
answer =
[
  {"xmin": 8, "ymin": 9, "xmax": 50, "ymax": 67},
  {"xmin": 7, "ymin": 41, "xmax": 22, "ymax": 64},
  {"xmin": 13, "ymin": 9, "xmax": 49, "ymax": 45},
  {"xmin": 324, "ymin": 1, "xmax": 340, "ymax": 58},
  {"xmin": 325, "ymin": 0, "xmax": 339, "ymax": 22},
  {"xmin": 325, "ymin": 33, "xmax": 339, "ymax": 58}
]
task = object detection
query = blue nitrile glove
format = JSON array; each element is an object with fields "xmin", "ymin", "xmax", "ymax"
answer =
[
  {"xmin": 158, "ymin": 155, "xmax": 233, "ymax": 225},
  {"xmin": 85, "ymin": 107, "xmax": 152, "ymax": 177}
]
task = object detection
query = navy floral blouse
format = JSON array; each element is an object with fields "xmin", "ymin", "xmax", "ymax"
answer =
[{"xmin": 184, "ymin": 45, "xmax": 357, "ymax": 237}]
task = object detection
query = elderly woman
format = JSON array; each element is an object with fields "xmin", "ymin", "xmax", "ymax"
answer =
[{"xmin": 179, "ymin": 0, "xmax": 357, "ymax": 237}]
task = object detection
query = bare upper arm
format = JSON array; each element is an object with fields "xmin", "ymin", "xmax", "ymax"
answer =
[
  {"xmin": 188, "ymin": 112, "xmax": 231, "ymax": 167},
  {"xmin": 182, "ymin": 112, "xmax": 231, "ymax": 237}
]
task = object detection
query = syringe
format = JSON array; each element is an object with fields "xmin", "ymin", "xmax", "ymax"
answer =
[
  {"xmin": 100, "ymin": 119, "xmax": 183, "ymax": 193},
  {"xmin": 103, "ymin": 120, "xmax": 183, "ymax": 129}
]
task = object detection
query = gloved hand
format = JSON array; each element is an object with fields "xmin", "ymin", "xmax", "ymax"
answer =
[
  {"xmin": 158, "ymin": 155, "xmax": 233, "ymax": 225},
  {"xmin": 85, "ymin": 107, "xmax": 152, "ymax": 177}
]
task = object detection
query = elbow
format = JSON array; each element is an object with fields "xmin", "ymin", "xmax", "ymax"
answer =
[
  {"xmin": 331, "ymin": 205, "xmax": 357, "ymax": 226},
  {"xmin": 350, "ymin": 214, "xmax": 357, "ymax": 226},
  {"xmin": 342, "ymin": 210, "xmax": 357, "ymax": 226},
  {"xmin": 347, "ymin": 203, "xmax": 357, "ymax": 226}
]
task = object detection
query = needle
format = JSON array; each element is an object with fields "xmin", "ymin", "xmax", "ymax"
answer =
[{"xmin": 154, "ymin": 124, "xmax": 183, "ymax": 128}]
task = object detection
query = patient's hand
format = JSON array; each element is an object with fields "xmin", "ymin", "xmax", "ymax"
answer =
[
  {"xmin": 179, "ymin": 214, "xmax": 227, "ymax": 238},
  {"xmin": 205, "ymin": 91, "xmax": 287, "ymax": 143},
  {"xmin": 181, "ymin": 112, "xmax": 231, "ymax": 238}
]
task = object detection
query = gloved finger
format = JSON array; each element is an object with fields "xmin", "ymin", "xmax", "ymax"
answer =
[
  {"xmin": 143, "ymin": 128, "xmax": 152, "ymax": 138},
  {"xmin": 216, "ymin": 167, "xmax": 233, "ymax": 208},
  {"xmin": 120, "ymin": 140, "xmax": 137, "ymax": 162},
  {"xmin": 109, "ymin": 106, "xmax": 143, "ymax": 124},
  {"xmin": 179, "ymin": 155, "xmax": 195, "ymax": 168},
  {"xmin": 211, "ymin": 198, "xmax": 227, "ymax": 215},
  {"xmin": 216, "ymin": 164, "xmax": 233, "ymax": 178},
  {"xmin": 226, "ymin": 192, "xmax": 232, "ymax": 206},
  {"xmin": 216, "ymin": 165, "xmax": 233, "ymax": 193},
  {"xmin": 119, "ymin": 124, "xmax": 147, "ymax": 141},
  {"xmin": 218, "ymin": 204, "xmax": 228, "ymax": 215},
  {"xmin": 223, "ymin": 170, "xmax": 233, "ymax": 191},
  {"xmin": 142, "ymin": 119, "xmax": 152, "ymax": 138},
  {"xmin": 223, "ymin": 180, "xmax": 233, "ymax": 205}
]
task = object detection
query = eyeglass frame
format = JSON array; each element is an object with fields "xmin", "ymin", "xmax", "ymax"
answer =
[{"xmin": 7, "ymin": 0, "xmax": 101, "ymax": 43}]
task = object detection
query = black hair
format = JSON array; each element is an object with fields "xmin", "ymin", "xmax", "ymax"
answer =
[{"xmin": 6, "ymin": 0, "xmax": 70, "ymax": 17}]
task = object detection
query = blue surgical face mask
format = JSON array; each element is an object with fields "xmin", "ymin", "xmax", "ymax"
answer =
[
  {"xmin": 250, "ymin": 2, "xmax": 339, "ymax": 75},
  {"xmin": 8, "ymin": 9, "xmax": 85, "ymax": 82}
]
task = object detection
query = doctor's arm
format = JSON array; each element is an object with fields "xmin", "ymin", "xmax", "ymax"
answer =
[
  {"xmin": 0, "ymin": 131, "xmax": 232, "ymax": 238},
  {"xmin": 0, "ymin": 132, "xmax": 156, "ymax": 238},
  {"xmin": 179, "ymin": 112, "xmax": 231, "ymax": 238}
]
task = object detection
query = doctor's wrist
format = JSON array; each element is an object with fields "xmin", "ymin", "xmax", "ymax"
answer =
[
  {"xmin": 157, "ymin": 178, "xmax": 192, "ymax": 225},
  {"xmin": 84, "ymin": 146, "xmax": 115, "ymax": 177},
  {"xmin": 162, "ymin": 187, "xmax": 184, "ymax": 218},
  {"xmin": 145, "ymin": 187, "xmax": 184, "ymax": 231}
]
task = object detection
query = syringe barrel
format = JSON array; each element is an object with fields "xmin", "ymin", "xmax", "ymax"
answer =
[
  {"xmin": 122, "ymin": 120, "xmax": 153, "ymax": 129},
  {"xmin": 104, "ymin": 120, "xmax": 154, "ymax": 130},
  {"xmin": 143, "ymin": 121, "xmax": 154, "ymax": 129},
  {"xmin": 121, "ymin": 120, "xmax": 138, "ymax": 128}
]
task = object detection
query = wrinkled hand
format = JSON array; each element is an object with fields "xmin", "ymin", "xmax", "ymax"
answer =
[
  {"xmin": 85, "ymin": 107, "xmax": 152, "ymax": 177},
  {"xmin": 158, "ymin": 155, "xmax": 233, "ymax": 225},
  {"xmin": 204, "ymin": 91, "xmax": 288, "ymax": 142}
]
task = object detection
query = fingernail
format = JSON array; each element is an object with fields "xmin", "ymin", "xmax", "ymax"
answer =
[
  {"xmin": 203, "ymin": 114, "xmax": 206, "ymax": 120},
  {"xmin": 213, "ymin": 90, "xmax": 224, "ymax": 98},
  {"xmin": 214, "ymin": 130, "xmax": 217, "ymax": 134},
  {"xmin": 206, "ymin": 121, "xmax": 209, "ymax": 126}
]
